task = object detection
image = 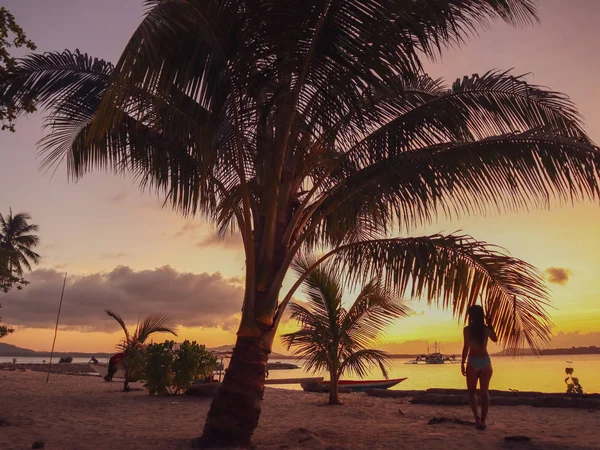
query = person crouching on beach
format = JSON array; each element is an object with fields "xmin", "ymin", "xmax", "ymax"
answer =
[
  {"xmin": 104, "ymin": 352, "xmax": 124, "ymax": 382},
  {"xmin": 461, "ymin": 305, "xmax": 498, "ymax": 430}
]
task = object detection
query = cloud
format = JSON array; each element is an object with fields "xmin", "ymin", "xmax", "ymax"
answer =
[
  {"xmin": 545, "ymin": 267, "xmax": 572, "ymax": 285},
  {"xmin": 100, "ymin": 253, "xmax": 128, "ymax": 259},
  {"xmin": 108, "ymin": 191, "xmax": 128, "ymax": 205},
  {"xmin": 1, "ymin": 266, "xmax": 244, "ymax": 332},
  {"xmin": 197, "ymin": 233, "xmax": 243, "ymax": 249},
  {"xmin": 550, "ymin": 331, "xmax": 600, "ymax": 348},
  {"xmin": 174, "ymin": 222, "xmax": 202, "ymax": 239}
]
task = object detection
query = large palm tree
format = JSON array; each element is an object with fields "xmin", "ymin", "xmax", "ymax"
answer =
[
  {"xmin": 0, "ymin": 209, "xmax": 40, "ymax": 276},
  {"xmin": 105, "ymin": 309, "xmax": 178, "ymax": 391},
  {"xmin": 282, "ymin": 255, "xmax": 409, "ymax": 405},
  {"xmin": 3, "ymin": 0, "xmax": 600, "ymax": 445}
]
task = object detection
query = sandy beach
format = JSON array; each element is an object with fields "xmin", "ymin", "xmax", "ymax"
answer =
[{"xmin": 0, "ymin": 370, "xmax": 598, "ymax": 450}]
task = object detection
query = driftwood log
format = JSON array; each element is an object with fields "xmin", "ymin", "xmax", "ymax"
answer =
[{"xmin": 364, "ymin": 388, "xmax": 600, "ymax": 409}]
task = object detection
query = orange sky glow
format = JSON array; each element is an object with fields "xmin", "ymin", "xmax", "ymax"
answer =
[{"xmin": 1, "ymin": 1, "xmax": 599, "ymax": 356}]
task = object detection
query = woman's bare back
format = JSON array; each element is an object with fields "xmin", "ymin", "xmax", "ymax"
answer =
[{"xmin": 464, "ymin": 326, "xmax": 496, "ymax": 357}]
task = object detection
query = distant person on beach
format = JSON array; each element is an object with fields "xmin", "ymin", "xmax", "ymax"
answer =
[
  {"xmin": 104, "ymin": 352, "xmax": 124, "ymax": 382},
  {"xmin": 461, "ymin": 305, "xmax": 498, "ymax": 430},
  {"xmin": 88, "ymin": 356, "xmax": 99, "ymax": 365}
]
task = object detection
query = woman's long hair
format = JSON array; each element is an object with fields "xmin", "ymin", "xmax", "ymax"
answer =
[{"xmin": 468, "ymin": 305, "xmax": 485, "ymax": 344}]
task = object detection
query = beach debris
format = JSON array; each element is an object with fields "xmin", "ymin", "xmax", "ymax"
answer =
[
  {"xmin": 398, "ymin": 409, "xmax": 404, "ymax": 416},
  {"xmin": 504, "ymin": 435, "xmax": 532, "ymax": 443},
  {"xmin": 31, "ymin": 440, "xmax": 45, "ymax": 449},
  {"xmin": 428, "ymin": 416, "xmax": 475, "ymax": 426},
  {"xmin": 285, "ymin": 428, "xmax": 325, "ymax": 447},
  {"xmin": 0, "ymin": 418, "xmax": 9, "ymax": 427}
]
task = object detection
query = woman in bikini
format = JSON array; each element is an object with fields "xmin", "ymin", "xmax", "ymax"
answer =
[{"xmin": 461, "ymin": 305, "xmax": 498, "ymax": 430}]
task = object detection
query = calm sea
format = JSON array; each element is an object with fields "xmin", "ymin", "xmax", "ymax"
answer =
[
  {"xmin": 265, "ymin": 355, "xmax": 600, "ymax": 393},
  {"xmin": 2, "ymin": 354, "xmax": 597, "ymax": 393}
]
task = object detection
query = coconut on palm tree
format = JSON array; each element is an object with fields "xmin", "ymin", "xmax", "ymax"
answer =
[
  {"xmin": 105, "ymin": 309, "xmax": 177, "ymax": 391},
  {"xmin": 3, "ymin": 0, "xmax": 600, "ymax": 445},
  {"xmin": 0, "ymin": 209, "xmax": 40, "ymax": 276},
  {"xmin": 282, "ymin": 255, "xmax": 409, "ymax": 405}
]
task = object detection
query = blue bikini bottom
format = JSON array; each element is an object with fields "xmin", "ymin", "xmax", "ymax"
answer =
[{"xmin": 468, "ymin": 355, "xmax": 491, "ymax": 371}]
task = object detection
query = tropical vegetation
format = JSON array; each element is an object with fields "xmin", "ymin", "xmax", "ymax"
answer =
[
  {"xmin": 0, "ymin": 210, "xmax": 40, "ymax": 338},
  {"xmin": 2, "ymin": 0, "xmax": 600, "ymax": 446},
  {"xmin": 0, "ymin": 7, "xmax": 36, "ymax": 132},
  {"xmin": 565, "ymin": 365, "xmax": 584, "ymax": 395},
  {"xmin": 282, "ymin": 255, "xmax": 409, "ymax": 404},
  {"xmin": 105, "ymin": 309, "xmax": 177, "ymax": 391},
  {"xmin": 144, "ymin": 340, "xmax": 218, "ymax": 396},
  {"xmin": 0, "ymin": 209, "xmax": 40, "ymax": 278}
]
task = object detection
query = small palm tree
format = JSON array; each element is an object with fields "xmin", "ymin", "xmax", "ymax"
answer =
[
  {"xmin": 0, "ymin": 209, "xmax": 40, "ymax": 276},
  {"xmin": 282, "ymin": 255, "xmax": 410, "ymax": 405},
  {"xmin": 105, "ymin": 309, "xmax": 178, "ymax": 391}
]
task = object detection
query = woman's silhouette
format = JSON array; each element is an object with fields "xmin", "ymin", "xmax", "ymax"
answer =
[{"xmin": 461, "ymin": 305, "xmax": 498, "ymax": 430}]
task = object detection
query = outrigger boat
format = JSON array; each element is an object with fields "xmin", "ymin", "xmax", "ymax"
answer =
[
  {"xmin": 301, "ymin": 377, "xmax": 407, "ymax": 392},
  {"xmin": 405, "ymin": 342, "xmax": 460, "ymax": 365}
]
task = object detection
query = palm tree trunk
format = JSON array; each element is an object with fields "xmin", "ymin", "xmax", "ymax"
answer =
[
  {"xmin": 328, "ymin": 369, "xmax": 341, "ymax": 405},
  {"xmin": 123, "ymin": 369, "xmax": 130, "ymax": 392},
  {"xmin": 197, "ymin": 335, "xmax": 270, "ymax": 448}
]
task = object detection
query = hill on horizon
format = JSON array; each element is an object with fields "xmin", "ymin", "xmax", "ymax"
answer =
[
  {"xmin": 0, "ymin": 342, "xmax": 112, "ymax": 358},
  {"xmin": 0, "ymin": 342, "xmax": 291, "ymax": 359}
]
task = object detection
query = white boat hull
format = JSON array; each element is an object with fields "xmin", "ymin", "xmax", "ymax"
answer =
[{"xmin": 88, "ymin": 364, "xmax": 126, "ymax": 379}]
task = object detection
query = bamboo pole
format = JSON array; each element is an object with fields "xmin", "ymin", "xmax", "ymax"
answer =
[{"xmin": 46, "ymin": 273, "xmax": 67, "ymax": 383}]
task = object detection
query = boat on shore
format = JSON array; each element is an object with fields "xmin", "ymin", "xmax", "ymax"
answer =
[
  {"xmin": 88, "ymin": 363, "xmax": 125, "ymax": 379},
  {"xmin": 301, "ymin": 377, "xmax": 407, "ymax": 393}
]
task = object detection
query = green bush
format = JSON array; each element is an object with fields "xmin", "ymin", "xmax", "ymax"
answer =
[
  {"xmin": 564, "ymin": 365, "xmax": 584, "ymax": 395},
  {"xmin": 144, "ymin": 341, "xmax": 175, "ymax": 395},
  {"xmin": 143, "ymin": 340, "xmax": 218, "ymax": 395}
]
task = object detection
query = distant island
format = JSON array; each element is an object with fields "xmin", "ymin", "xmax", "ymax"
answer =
[
  {"xmin": 0, "ymin": 343, "xmax": 112, "ymax": 359},
  {"xmin": 0, "ymin": 342, "xmax": 290, "ymax": 359},
  {"xmin": 492, "ymin": 346, "xmax": 600, "ymax": 356},
  {"xmin": 3, "ymin": 342, "xmax": 598, "ymax": 359}
]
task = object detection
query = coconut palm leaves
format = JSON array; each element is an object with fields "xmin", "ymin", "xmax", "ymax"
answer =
[
  {"xmin": 105, "ymin": 309, "xmax": 177, "ymax": 391},
  {"xmin": 282, "ymin": 255, "xmax": 410, "ymax": 404},
  {"xmin": 278, "ymin": 234, "xmax": 551, "ymax": 352},
  {"xmin": 0, "ymin": 209, "xmax": 40, "ymax": 276}
]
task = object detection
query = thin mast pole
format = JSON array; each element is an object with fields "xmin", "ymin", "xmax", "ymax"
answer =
[{"xmin": 46, "ymin": 272, "xmax": 67, "ymax": 383}]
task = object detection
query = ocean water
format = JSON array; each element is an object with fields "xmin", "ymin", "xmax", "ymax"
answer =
[
  {"xmin": 0, "ymin": 356, "xmax": 109, "ymax": 365},
  {"xmin": 2, "ymin": 354, "xmax": 597, "ymax": 393},
  {"xmin": 265, "ymin": 355, "xmax": 600, "ymax": 393}
]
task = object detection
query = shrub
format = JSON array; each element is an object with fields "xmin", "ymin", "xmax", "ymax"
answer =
[
  {"xmin": 172, "ymin": 340, "xmax": 217, "ymax": 394},
  {"xmin": 565, "ymin": 364, "xmax": 584, "ymax": 394},
  {"xmin": 58, "ymin": 356, "xmax": 73, "ymax": 363},
  {"xmin": 144, "ymin": 341, "xmax": 175, "ymax": 396},
  {"xmin": 143, "ymin": 340, "xmax": 217, "ymax": 395}
]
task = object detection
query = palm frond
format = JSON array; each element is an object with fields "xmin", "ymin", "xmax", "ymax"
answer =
[
  {"xmin": 324, "ymin": 233, "xmax": 552, "ymax": 352},
  {"xmin": 341, "ymin": 281, "xmax": 411, "ymax": 349},
  {"xmin": 337, "ymin": 349, "xmax": 391, "ymax": 379},
  {"xmin": 291, "ymin": 253, "xmax": 343, "ymax": 328},
  {"xmin": 344, "ymin": 70, "xmax": 588, "ymax": 168},
  {"xmin": 134, "ymin": 314, "xmax": 178, "ymax": 344},
  {"xmin": 304, "ymin": 129, "xmax": 600, "ymax": 246},
  {"xmin": 105, "ymin": 309, "xmax": 130, "ymax": 343}
]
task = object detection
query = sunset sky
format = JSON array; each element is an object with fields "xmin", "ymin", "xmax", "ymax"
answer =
[{"xmin": 0, "ymin": 0, "xmax": 599, "ymax": 356}]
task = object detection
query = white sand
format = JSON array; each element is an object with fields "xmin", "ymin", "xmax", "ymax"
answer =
[{"xmin": 0, "ymin": 370, "xmax": 598, "ymax": 449}]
